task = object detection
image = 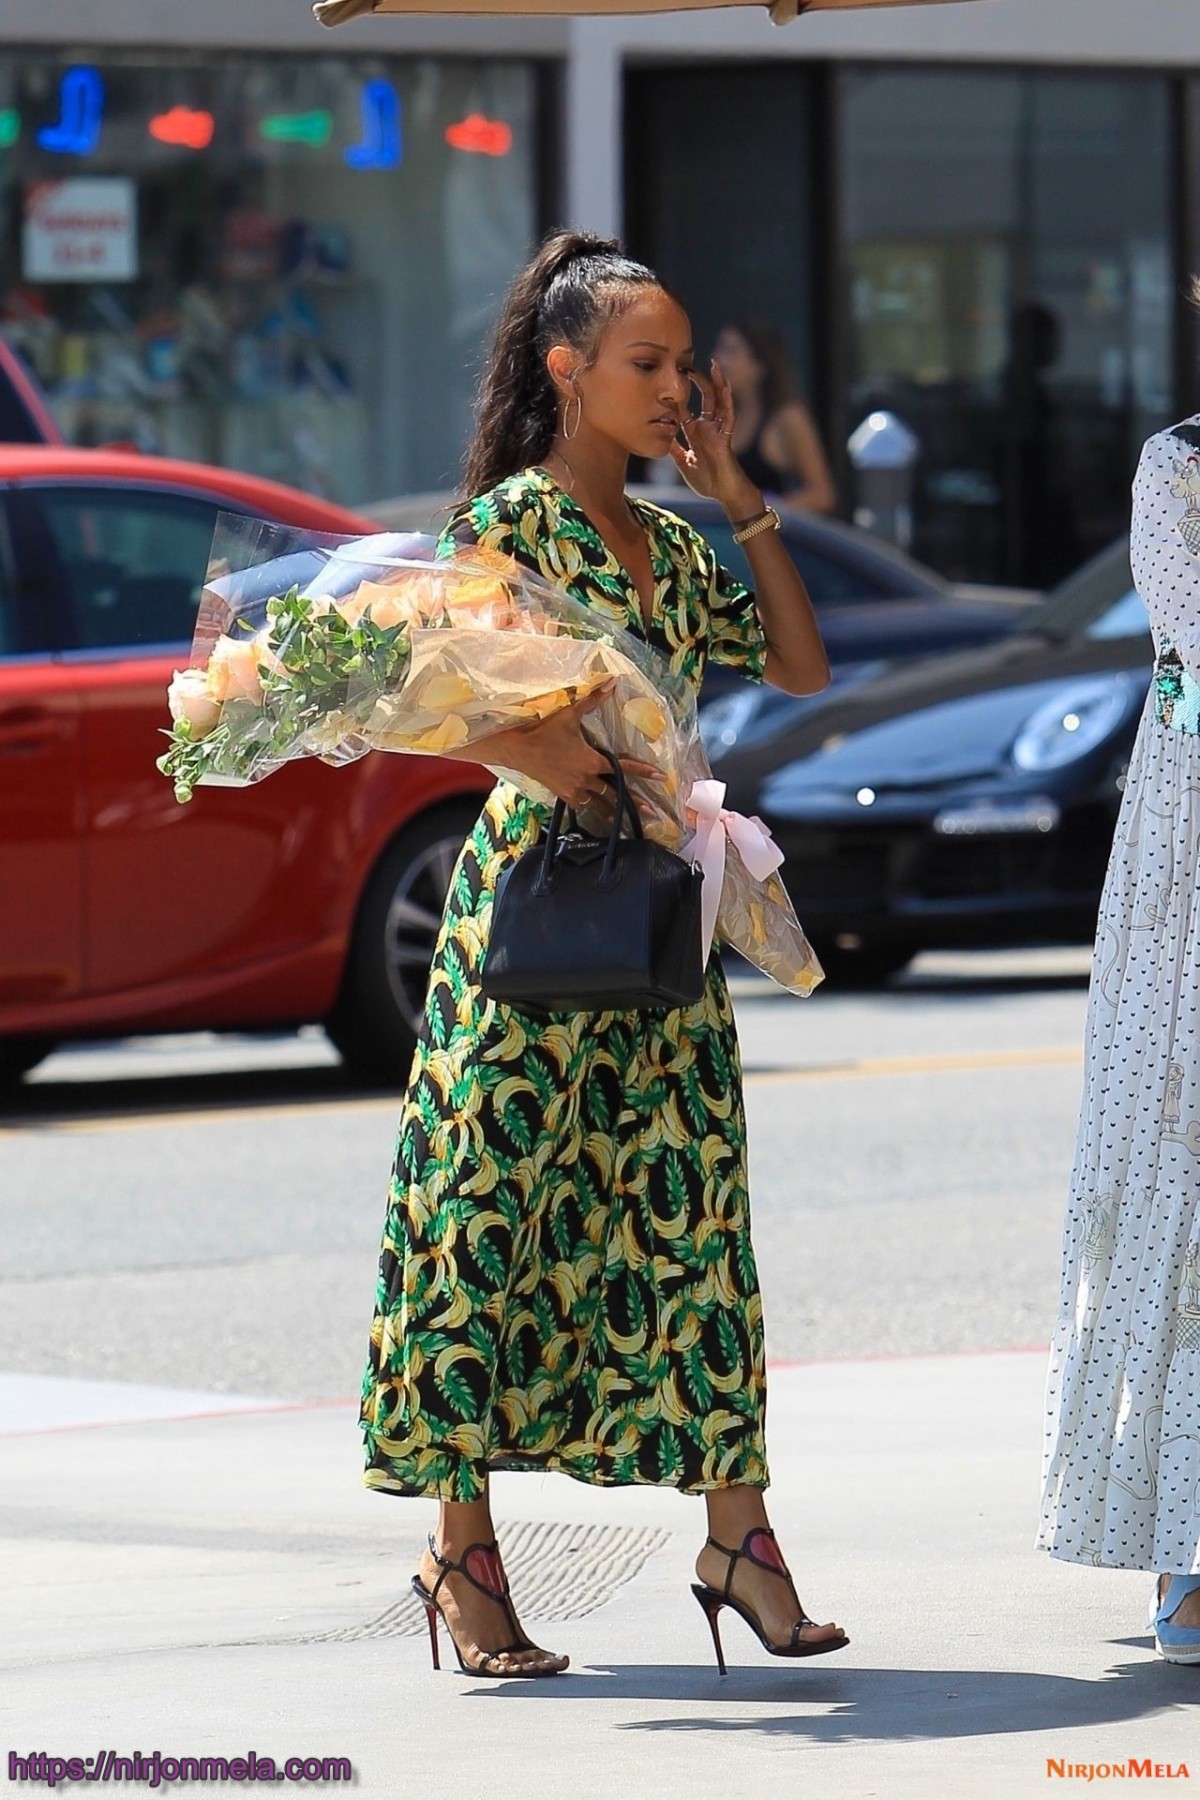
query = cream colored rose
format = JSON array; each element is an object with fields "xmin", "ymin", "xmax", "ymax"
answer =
[
  {"xmin": 206, "ymin": 633, "xmax": 264, "ymax": 704},
  {"xmin": 339, "ymin": 579, "xmax": 431, "ymax": 631},
  {"xmin": 252, "ymin": 626, "xmax": 285, "ymax": 679},
  {"xmin": 167, "ymin": 668, "xmax": 222, "ymax": 739},
  {"xmin": 367, "ymin": 588, "xmax": 418, "ymax": 630}
]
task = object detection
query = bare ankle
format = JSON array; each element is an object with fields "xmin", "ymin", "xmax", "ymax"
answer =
[{"xmin": 432, "ymin": 1500, "xmax": 495, "ymax": 1558}]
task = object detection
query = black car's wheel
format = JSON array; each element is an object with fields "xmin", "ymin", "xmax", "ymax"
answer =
[
  {"xmin": 0, "ymin": 1038, "xmax": 55, "ymax": 1090},
  {"xmin": 810, "ymin": 939, "xmax": 915, "ymax": 989},
  {"xmin": 326, "ymin": 801, "xmax": 481, "ymax": 1085}
]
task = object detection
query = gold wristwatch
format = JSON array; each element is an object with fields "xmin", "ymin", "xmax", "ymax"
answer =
[{"xmin": 731, "ymin": 505, "xmax": 781, "ymax": 546}]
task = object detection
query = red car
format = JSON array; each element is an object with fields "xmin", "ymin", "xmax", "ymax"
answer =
[{"xmin": 0, "ymin": 447, "xmax": 490, "ymax": 1087}]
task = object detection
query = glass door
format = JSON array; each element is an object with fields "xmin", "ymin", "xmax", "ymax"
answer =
[{"xmin": 624, "ymin": 62, "xmax": 824, "ymax": 474}]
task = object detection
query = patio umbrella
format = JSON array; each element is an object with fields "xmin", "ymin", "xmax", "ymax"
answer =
[{"xmin": 316, "ymin": 0, "xmax": 979, "ymax": 24}]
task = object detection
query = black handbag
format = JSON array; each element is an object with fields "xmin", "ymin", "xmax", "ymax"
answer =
[{"xmin": 481, "ymin": 748, "xmax": 706, "ymax": 1015}]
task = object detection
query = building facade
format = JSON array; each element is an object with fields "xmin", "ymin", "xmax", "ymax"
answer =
[
  {"xmin": 0, "ymin": 1, "xmax": 558, "ymax": 505},
  {"xmin": 0, "ymin": 0, "xmax": 1196, "ymax": 583}
]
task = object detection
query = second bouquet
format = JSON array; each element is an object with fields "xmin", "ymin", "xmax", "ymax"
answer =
[{"xmin": 158, "ymin": 513, "xmax": 823, "ymax": 998}]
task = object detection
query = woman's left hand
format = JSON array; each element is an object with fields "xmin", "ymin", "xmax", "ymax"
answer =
[{"xmin": 669, "ymin": 361, "xmax": 751, "ymax": 510}]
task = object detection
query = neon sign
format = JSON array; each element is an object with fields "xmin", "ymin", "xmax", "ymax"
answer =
[
  {"xmin": 260, "ymin": 111, "xmax": 333, "ymax": 148},
  {"xmin": 344, "ymin": 80, "xmax": 401, "ymax": 170},
  {"xmin": 0, "ymin": 109, "xmax": 19, "ymax": 149},
  {"xmin": 149, "ymin": 107, "xmax": 215, "ymax": 151},
  {"xmin": 444, "ymin": 114, "xmax": 512, "ymax": 158},
  {"xmin": 38, "ymin": 66, "xmax": 105, "ymax": 157}
]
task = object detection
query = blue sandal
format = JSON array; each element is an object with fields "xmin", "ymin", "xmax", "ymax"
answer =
[{"xmin": 1151, "ymin": 1575, "xmax": 1200, "ymax": 1664}]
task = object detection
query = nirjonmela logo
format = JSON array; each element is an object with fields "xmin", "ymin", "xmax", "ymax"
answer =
[{"xmin": 1046, "ymin": 1763, "xmax": 1191, "ymax": 1781}]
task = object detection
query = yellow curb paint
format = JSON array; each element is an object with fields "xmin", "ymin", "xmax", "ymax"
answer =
[{"xmin": 743, "ymin": 1044, "xmax": 1084, "ymax": 1084}]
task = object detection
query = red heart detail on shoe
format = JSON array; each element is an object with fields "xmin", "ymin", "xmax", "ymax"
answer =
[
  {"xmin": 465, "ymin": 1545, "xmax": 506, "ymax": 1597},
  {"xmin": 748, "ymin": 1530, "xmax": 788, "ymax": 1573}
]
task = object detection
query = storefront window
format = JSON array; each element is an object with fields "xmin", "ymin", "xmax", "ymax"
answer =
[
  {"xmin": 0, "ymin": 53, "xmax": 542, "ymax": 505},
  {"xmin": 841, "ymin": 69, "xmax": 1174, "ymax": 586}
]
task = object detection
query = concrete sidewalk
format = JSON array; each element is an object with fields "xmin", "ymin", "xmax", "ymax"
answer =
[{"xmin": 1, "ymin": 1353, "xmax": 1194, "ymax": 1799}]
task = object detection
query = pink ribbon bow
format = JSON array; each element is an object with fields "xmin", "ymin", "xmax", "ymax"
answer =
[{"xmin": 683, "ymin": 779, "xmax": 785, "ymax": 963}]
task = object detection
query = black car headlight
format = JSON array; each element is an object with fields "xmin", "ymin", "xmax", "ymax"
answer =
[
  {"xmin": 699, "ymin": 688, "xmax": 771, "ymax": 754},
  {"xmin": 1010, "ymin": 676, "xmax": 1137, "ymax": 772}
]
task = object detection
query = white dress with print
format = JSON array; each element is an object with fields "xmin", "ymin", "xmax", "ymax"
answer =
[{"xmin": 1038, "ymin": 418, "xmax": 1200, "ymax": 1573}]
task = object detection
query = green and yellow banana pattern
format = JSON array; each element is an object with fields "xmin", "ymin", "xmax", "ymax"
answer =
[{"xmin": 361, "ymin": 469, "xmax": 772, "ymax": 1499}]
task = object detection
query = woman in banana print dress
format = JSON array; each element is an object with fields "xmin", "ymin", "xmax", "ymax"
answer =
[{"xmin": 359, "ymin": 231, "xmax": 840, "ymax": 1678}]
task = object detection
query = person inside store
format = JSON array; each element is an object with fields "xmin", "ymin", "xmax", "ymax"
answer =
[
  {"xmin": 1036, "ymin": 381, "xmax": 1200, "ymax": 1661},
  {"xmin": 358, "ymin": 229, "xmax": 844, "ymax": 1679},
  {"xmin": 712, "ymin": 319, "xmax": 837, "ymax": 515}
]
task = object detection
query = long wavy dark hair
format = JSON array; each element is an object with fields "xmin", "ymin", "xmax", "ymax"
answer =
[
  {"xmin": 726, "ymin": 318, "xmax": 799, "ymax": 420},
  {"xmin": 461, "ymin": 229, "xmax": 667, "ymax": 499}
]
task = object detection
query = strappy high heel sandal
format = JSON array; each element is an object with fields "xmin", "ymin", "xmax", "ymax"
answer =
[
  {"xmin": 411, "ymin": 1534, "xmax": 568, "ymax": 1678},
  {"xmin": 1150, "ymin": 1574, "xmax": 1200, "ymax": 1664},
  {"xmin": 691, "ymin": 1525, "xmax": 849, "ymax": 1676}
]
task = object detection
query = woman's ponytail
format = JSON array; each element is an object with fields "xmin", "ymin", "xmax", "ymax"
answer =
[{"xmin": 461, "ymin": 228, "xmax": 662, "ymax": 499}]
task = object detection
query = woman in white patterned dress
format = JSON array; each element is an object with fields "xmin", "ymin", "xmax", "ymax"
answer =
[{"xmin": 1037, "ymin": 414, "xmax": 1200, "ymax": 1661}]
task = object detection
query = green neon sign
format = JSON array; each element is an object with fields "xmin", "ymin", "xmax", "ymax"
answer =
[
  {"xmin": 0, "ymin": 109, "xmax": 20, "ymax": 149},
  {"xmin": 260, "ymin": 110, "xmax": 333, "ymax": 148}
]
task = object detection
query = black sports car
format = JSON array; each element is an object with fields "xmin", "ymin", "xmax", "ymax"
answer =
[
  {"xmin": 704, "ymin": 538, "xmax": 1145, "ymax": 984},
  {"xmin": 657, "ymin": 493, "xmax": 1034, "ymax": 677}
]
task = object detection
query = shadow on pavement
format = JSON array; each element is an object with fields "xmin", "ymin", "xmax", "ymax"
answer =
[
  {"xmin": 890, "ymin": 969, "xmax": 1091, "ymax": 1000},
  {"xmin": 730, "ymin": 955, "xmax": 1091, "ymax": 1004},
  {"xmin": 0, "ymin": 1061, "xmax": 397, "ymax": 1129},
  {"xmin": 469, "ymin": 1657, "xmax": 1184, "ymax": 1741}
]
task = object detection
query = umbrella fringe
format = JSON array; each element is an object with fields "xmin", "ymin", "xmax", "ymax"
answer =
[
  {"xmin": 312, "ymin": 0, "xmax": 968, "ymax": 23},
  {"xmin": 313, "ymin": 0, "xmax": 378, "ymax": 23}
]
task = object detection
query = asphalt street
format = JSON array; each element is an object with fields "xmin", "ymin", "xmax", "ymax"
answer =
[
  {"xmin": 0, "ymin": 944, "xmax": 1092, "ymax": 1401},
  {"xmin": 9, "ymin": 945, "xmax": 1199, "ymax": 1800}
]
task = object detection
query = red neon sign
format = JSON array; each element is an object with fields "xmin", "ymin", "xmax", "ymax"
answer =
[
  {"xmin": 444, "ymin": 114, "xmax": 512, "ymax": 158},
  {"xmin": 149, "ymin": 107, "xmax": 215, "ymax": 151}
]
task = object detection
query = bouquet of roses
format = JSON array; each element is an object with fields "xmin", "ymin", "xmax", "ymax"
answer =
[{"xmin": 158, "ymin": 513, "xmax": 822, "ymax": 997}]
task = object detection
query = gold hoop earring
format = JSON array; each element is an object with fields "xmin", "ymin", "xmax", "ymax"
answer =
[{"xmin": 562, "ymin": 392, "xmax": 583, "ymax": 441}]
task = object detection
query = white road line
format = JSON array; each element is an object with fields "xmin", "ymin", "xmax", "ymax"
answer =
[{"xmin": 0, "ymin": 1372, "xmax": 287, "ymax": 1437}]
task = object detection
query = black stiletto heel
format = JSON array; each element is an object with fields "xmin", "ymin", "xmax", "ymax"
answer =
[
  {"xmin": 421, "ymin": 1598, "xmax": 440, "ymax": 1670},
  {"xmin": 692, "ymin": 1527, "xmax": 848, "ymax": 1674},
  {"xmin": 691, "ymin": 1584, "xmax": 728, "ymax": 1676},
  {"xmin": 410, "ymin": 1534, "xmax": 567, "ymax": 1678}
]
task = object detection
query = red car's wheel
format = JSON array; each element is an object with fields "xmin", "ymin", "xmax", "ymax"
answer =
[{"xmin": 326, "ymin": 800, "xmax": 482, "ymax": 1085}]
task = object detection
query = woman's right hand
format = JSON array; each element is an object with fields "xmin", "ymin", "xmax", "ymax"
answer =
[{"xmin": 484, "ymin": 682, "xmax": 659, "ymax": 813}]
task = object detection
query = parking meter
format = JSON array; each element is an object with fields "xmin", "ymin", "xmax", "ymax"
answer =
[{"xmin": 847, "ymin": 410, "xmax": 919, "ymax": 551}]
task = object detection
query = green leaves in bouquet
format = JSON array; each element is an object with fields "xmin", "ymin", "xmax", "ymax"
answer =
[
  {"xmin": 258, "ymin": 585, "xmax": 412, "ymax": 726},
  {"xmin": 157, "ymin": 584, "xmax": 414, "ymax": 804}
]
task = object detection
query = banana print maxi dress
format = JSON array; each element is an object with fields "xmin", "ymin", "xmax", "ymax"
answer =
[{"xmin": 360, "ymin": 467, "xmax": 772, "ymax": 1502}]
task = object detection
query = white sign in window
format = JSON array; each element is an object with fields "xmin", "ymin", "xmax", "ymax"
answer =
[{"xmin": 22, "ymin": 178, "xmax": 138, "ymax": 283}]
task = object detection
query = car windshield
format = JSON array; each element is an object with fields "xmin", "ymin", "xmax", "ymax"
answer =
[
  {"xmin": 1084, "ymin": 586, "xmax": 1149, "ymax": 640},
  {"xmin": 1027, "ymin": 538, "xmax": 1146, "ymax": 641}
]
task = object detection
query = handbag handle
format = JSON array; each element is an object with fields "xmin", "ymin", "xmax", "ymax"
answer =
[{"xmin": 536, "ymin": 746, "xmax": 642, "ymax": 894}]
